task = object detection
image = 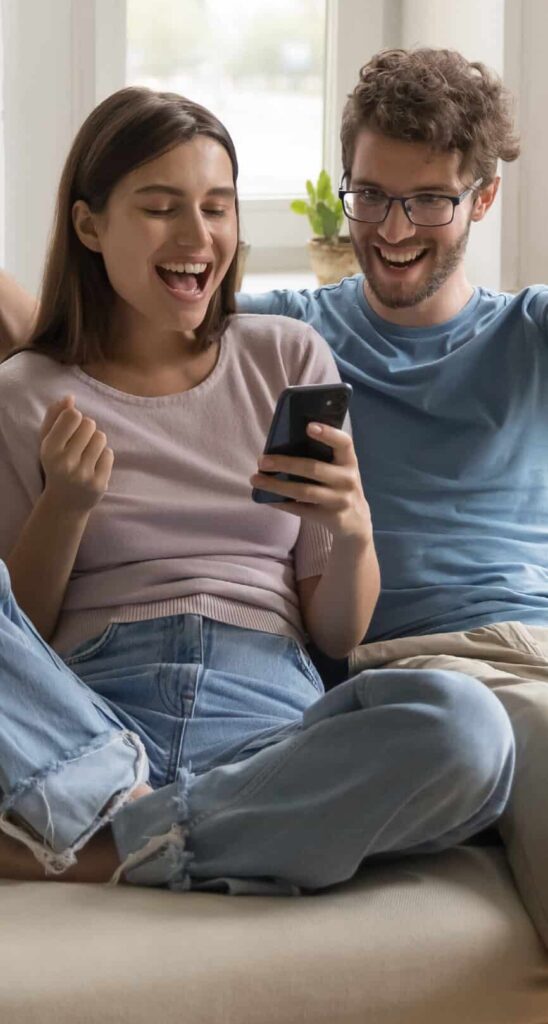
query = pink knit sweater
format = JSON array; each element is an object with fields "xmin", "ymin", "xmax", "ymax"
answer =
[{"xmin": 0, "ymin": 315, "xmax": 341, "ymax": 655}]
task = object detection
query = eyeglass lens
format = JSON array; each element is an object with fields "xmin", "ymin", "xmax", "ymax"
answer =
[{"xmin": 344, "ymin": 193, "xmax": 454, "ymax": 226}]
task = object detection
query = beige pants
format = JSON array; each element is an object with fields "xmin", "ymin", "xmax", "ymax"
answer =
[{"xmin": 350, "ymin": 621, "xmax": 548, "ymax": 948}]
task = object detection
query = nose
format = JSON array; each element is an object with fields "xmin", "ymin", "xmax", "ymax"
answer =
[
  {"xmin": 174, "ymin": 206, "xmax": 210, "ymax": 250},
  {"xmin": 377, "ymin": 199, "xmax": 417, "ymax": 245}
]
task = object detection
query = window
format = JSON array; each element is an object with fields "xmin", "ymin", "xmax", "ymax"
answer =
[{"xmin": 126, "ymin": 0, "xmax": 326, "ymax": 200}]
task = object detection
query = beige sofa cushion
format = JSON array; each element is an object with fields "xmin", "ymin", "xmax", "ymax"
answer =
[
  {"xmin": 1, "ymin": 846, "xmax": 547, "ymax": 1024},
  {"xmin": 349, "ymin": 622, "xmax": 548, "ymax": 951}
]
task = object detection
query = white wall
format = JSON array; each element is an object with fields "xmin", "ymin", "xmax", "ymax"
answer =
[
  {"xmin": 512, "ymin": 0, "xmax": 548, "ymax": 287},
  {"xmin": 1, "ymin": 0, "xmax": 125, "ymax": 296},
  {"xmin": 3, "ymin": 0, "xmax": 74, "ymax": 295},
  {"xmin": 0, "ymin": 0, "xmax": 4, "ymax": 267},
  {"xmin": 400, "ymin": 0, "xmax": 506, "ymax": 290},
  {"xmin": 0, "ymin": 0, "xmax": 546, "ymax": 292}
]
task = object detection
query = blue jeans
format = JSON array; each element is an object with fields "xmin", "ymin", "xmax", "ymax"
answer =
[{"xmin": 0, "ymin": 561, "xmax": 515, "ymax": 893}]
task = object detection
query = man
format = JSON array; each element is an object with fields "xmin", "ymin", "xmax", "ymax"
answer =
[
  {"xmin": 0, "ymin": 50, "xmax": 544, "ymax": 940},
  {"xmin": 241, "ymin": 46, "xmax": 533, "ymax": 656},
  {"xmin": 238, "ymin": 48, "xmax": 548, "ymax": 943}
]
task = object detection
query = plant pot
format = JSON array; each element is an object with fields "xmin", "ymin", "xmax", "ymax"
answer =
[
  {"xmin": 307, "ymin": 236, "xmax": 360, "ymax": 286},
  {"xmin": 235, "ymin": 241, "xmax": 251, "ymax": 292}
]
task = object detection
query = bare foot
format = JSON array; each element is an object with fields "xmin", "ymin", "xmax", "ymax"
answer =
[
  {"xmin": 129, "ymin": 783, "xmax": 154, "ymax": 802},
  {"xmin": 0, "ymin": 782, "xmax": 154, "ymax": 884}
]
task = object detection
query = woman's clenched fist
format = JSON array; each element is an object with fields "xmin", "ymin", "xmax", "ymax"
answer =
[{"xmin": 39, "ymin": 395, "xmax": 114, "ymax": 513}]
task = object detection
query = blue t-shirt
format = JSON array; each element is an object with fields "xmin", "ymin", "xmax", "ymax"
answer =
[{"xmin": 239, "ymin": 274, "xmax": 548, "ymax": 641}]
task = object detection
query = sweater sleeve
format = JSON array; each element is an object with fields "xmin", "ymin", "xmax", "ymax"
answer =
[{"xmin": 0, "ymin": 408, "xmax": 43, "ymax": 561}]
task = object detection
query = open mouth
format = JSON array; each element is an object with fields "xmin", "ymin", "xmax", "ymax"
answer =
[
  {"xmin": 155, "ymin": 261, "xmax": 212, "ymax": 298},
  {"xmin": 374, "ymin": 246, "xmax": 428, "ymax": 271}
]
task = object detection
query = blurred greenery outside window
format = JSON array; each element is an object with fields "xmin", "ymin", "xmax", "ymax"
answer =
[{"xmin": 126, "ymin": 0, "xmax": 326, "ymax": 198}]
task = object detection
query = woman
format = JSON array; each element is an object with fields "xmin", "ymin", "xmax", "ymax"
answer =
[{"xmin": 0, "ymin": 88, "xmax": 514, "ymax": 891}]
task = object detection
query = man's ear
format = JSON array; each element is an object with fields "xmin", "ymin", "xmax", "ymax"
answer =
[
  {"xmin": 72, "ymin": 200, "xmax": 103, "ymax": 253},
  {"xmin": 470, "ymin": 177, "xmax": 500, "ymax": 222}
]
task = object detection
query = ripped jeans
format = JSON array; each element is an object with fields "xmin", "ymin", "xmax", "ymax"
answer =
[{"xmin": 0, "ymin": 562, "xmax": 516, "ymax": 894}]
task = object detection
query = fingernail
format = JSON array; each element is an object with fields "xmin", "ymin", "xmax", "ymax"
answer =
[{"xmin": 308, "ymin": 423, "xmax": 322, "ymax": 435}]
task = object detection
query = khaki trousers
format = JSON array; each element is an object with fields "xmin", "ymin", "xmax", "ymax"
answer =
[{"xmin": 350, "ymin": 621, "xmax": 548, "ymax": 949}]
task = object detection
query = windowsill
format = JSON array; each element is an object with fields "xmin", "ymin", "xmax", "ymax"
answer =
[{"xmin": 240, "ymin": 270, "xmax": 317, "ymax": 294}]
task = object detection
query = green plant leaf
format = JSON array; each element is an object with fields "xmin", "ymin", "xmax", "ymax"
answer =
[
  {"xmin": 317, "ymin": 169, "xmax": 332, "ymax": 202},
  {"xmin": 317, "ymin": 201, "xmax": 340, "ymax": 240},
  {"xmin": 291, "ymin": 170, "xmax": 343, "ymax": 238},
  {"xmin": 310, "ymin": 212, "xmax": 324, "ymax": 236},
  {"xmin": 290, "ymin": 199, "xmax": 309, "ymax": 215},
  {"xmin": 335, "ymin": 198, "xmax": 344, "ymax": 233}
]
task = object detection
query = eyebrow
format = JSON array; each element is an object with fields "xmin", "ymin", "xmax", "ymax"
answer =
[
  {"xmin": 351, "ymin": 179, "xmax": 457, "ymax": 193},
  {"xmin": 133, "ymin": 184, "xmax": 235, "ymax": 198}
]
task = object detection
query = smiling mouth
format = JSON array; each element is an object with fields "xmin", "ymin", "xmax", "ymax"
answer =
[
  {"xmin": 155, "ymin": 261, "xmax": 212, "ymax": 296},
  {"xmin": 374, "ymin": 246, "xmax": 428, "ymax": 270}
]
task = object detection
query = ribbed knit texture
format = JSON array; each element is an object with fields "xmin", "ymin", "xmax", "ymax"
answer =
[{"xmin": 0, "ymin": 314, "xmax": 341, "ymax": 655}]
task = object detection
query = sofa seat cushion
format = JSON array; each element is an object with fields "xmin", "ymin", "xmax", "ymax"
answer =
[{"xmin": 1, "ymin": 846, "xmax": 547, "ymax": 1024}]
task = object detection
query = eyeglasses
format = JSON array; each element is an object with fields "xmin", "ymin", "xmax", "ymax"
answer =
[{"xmin": 338, "ymin": 178, "xmax": 483, "ymax": 227}]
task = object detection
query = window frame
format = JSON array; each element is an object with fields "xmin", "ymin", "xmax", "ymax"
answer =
[{"xmin": 104, "ymin": 0, "xmax": 386, "ymax": 272}]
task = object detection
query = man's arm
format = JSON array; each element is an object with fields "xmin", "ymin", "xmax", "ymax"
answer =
[
  {"xmin": 236, "ymin": 287, "xmax": 313, "ymax": 321},
  {"xmin": 0, "ymin": 270, "xmax": 37, "ymax": 357}
]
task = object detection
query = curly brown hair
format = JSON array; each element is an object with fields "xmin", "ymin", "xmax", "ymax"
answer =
[{"xmin": 341, "ymin": 48, "xmax": 520, "ymax": 185}]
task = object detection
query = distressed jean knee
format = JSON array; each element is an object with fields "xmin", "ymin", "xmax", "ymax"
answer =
[
  {"xmin": 110, "ymin": 769, "xmax": 194, "ymax": 888},
  {"xmin": 0, "ymin": 730, "xmax": 148, "ymax": 874}
]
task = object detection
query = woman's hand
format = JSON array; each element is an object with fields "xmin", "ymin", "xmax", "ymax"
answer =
[
  {"xmin": 250, "ymin": 422, "xmax": 373, "ymax": 545},
  {"xmin": 39, "ymin": 395, "xmax": 114, "ymax": 513}
]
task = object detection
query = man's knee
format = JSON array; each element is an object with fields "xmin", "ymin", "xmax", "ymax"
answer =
[
  {"xmin": 351, "ymin": 665, "xmax": 515, "ymax": 791},
  {"xmin": 405, "ymin": 667, "xmax": 515, "ymax": 805}
]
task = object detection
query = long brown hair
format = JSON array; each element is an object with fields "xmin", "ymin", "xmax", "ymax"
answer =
[
  {"xmin": 341, "ymin": 48, "xmax": 520, "ymax": 185},
  {"xmin": 28, "ymin": 87, "xmax": 240, "ymax": 365}
]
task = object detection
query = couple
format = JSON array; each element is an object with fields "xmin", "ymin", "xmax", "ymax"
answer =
[{"xmin": 0, "ymin": 46, "xmax": 537, "ymax": 895}]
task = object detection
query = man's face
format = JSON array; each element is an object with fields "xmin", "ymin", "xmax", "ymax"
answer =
[{"xmin": 347, "ymin": 130, "xmax": 478, "ymax": 310}]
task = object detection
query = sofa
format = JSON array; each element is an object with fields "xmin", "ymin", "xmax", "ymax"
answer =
[{"xmin": 2, "ymin": 653, "xmax": 548, "ymax": 1023}]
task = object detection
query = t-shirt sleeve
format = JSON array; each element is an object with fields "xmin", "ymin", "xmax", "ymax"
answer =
[
  {"xmin": 0, "ymin": 410, "xmax": 42, "ymax": 560},
  {"xmin": 237, "ymin": 288, "xmax": 316, "ymax": 323},
  {"xmin": 527, "ymin": 286, "xmax": 548, "ymax": 337}
]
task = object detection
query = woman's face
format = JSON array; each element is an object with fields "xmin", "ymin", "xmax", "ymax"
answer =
[{"xmin": 75, "ymin": 136, "xmax": 238, "ymax": 337}]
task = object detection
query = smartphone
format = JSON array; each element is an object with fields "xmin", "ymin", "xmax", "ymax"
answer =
[{"xmin": 252, "ymin": 382, "xmax": 353, "ymax": 504}]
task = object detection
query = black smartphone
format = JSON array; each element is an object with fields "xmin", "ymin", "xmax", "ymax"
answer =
[{"xmin": 252, "ymin": 382, "xmax": 353, "ymax": 504}]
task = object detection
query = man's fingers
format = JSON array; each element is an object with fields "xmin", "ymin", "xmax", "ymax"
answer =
[{"xmin": 40, "ymin": 395, "xmax": 75, "ymax": 440}]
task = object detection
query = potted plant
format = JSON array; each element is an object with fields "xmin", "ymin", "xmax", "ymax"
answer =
[{"xmin": 291, "ymin": 170, "xmax": 359, "ymax": 285}]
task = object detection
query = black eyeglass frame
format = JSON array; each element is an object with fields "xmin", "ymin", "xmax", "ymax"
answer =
[{"xmin": 338, "ymin": 177, "xmax": 484, "ymax": 226}]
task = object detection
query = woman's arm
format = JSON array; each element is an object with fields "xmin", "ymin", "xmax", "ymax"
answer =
[
  {"xmin": 250, "ymin": 421, "xmax": 379, "ymax": 659},
  {"xmin": 297, "ymin": 534, "xmax": 380, "ymax": 659},
  {"xmin": 0, "ymin": 270, "xmax": 37, "ymax": 356},
  {"xmin": 6, "ymin": 395, "xmax": 113, "ymax": 640},
  {"xmin": 7, "ymin": 493, "xmax": 93, "ymax": 640}
]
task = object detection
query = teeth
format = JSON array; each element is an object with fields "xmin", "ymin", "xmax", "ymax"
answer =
[
  {"xmin": 378, "ymin": 248, "xmax": 426, "ymax": 264},
  {"xmin": 158, "ymin": 262, "xmax": 208, "ymax": 274}
]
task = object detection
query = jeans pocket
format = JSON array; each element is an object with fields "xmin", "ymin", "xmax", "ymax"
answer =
[
  {"xmin": 65, "ymin": 623, "xmax": 120, "ymax": 666},
  {"xmin": 287, "ymin": 639, "xmax": 325, "ymax": 694}
]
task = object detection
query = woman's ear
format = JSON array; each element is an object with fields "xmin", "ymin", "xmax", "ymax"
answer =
[
  {"xmin": 72, "ymin": 200, "xmax": 103, "ymax": 253},
  {"xmin": 470, "ymin": 177, "xmax": 500, "ymax": 222}
]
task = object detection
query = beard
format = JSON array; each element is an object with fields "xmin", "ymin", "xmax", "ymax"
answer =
[{"xmin": 355, "ymin": 219, "xmax": 472, "ymax": 310}]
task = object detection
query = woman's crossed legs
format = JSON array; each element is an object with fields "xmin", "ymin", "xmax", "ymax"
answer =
[{"xmin": 0, "ymin": 562, "xmax": 515, "ymax": 892}]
